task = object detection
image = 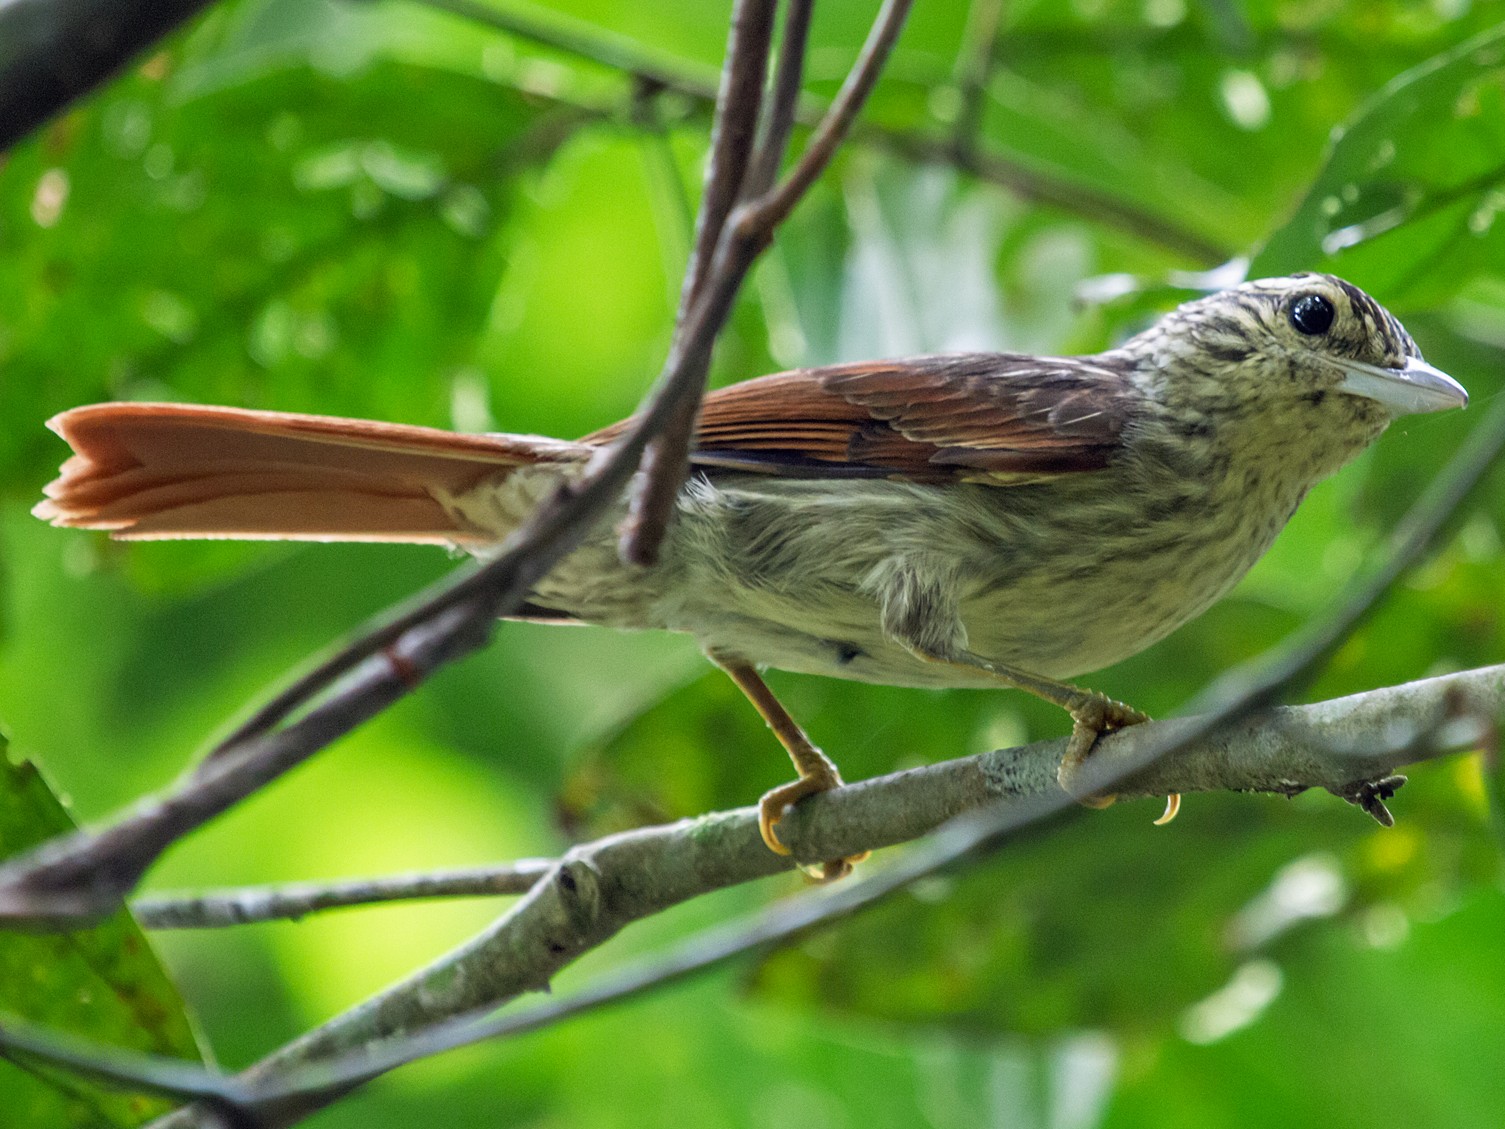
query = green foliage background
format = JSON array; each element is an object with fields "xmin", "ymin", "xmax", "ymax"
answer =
[{"xmin": 2, "ymin": 1, "xmax": 1504, "ymax": 1125}]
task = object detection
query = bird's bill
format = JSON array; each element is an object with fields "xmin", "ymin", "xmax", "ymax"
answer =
[{"xmin": 1338, "ymin": 357, "xmax": 1468, "ymax": 415}]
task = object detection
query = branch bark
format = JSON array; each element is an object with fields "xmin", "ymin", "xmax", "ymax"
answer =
[
  {"xmin": 132, "ymin": 861, "xmax": 554, "ymax": 929},
  {"xmin": 126, "ymin": 664, "xmax": 1500, "ymax": 1127}
]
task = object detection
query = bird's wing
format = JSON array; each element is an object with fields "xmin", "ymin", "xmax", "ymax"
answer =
[{"xmin": 590, "ymin": 354, "xmax": 1139, "ymax": 482}]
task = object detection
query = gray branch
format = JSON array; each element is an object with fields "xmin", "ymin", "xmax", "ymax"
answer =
[
  {"xmin": 138, "ymin": 664, "xmax": 1499, "ymax": 1127},
  {"xmin": 132, "ymin": 861, "xmax": 554, "ymax": 929}
]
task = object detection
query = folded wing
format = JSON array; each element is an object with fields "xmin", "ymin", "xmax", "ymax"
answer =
[{"xmin": 595, "ymin": 353, "xmax": 1139, "ymax": 482}]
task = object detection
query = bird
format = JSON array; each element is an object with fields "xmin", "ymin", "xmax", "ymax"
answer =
[{"xmin": 34, "ymin": 272, "xmax": 1467, "ymax": 876}]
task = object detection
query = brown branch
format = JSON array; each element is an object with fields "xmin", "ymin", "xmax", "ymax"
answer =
[
  {"xmin": 620, "ymin": 0, "xmax": 915, "ymax": 567},
  {"xmin": 746, "ymin": 0, "xmax": 914, "ymax": 235},
  {"xmin": 676, "ymin": 0, "xmax": 776, "ymax": 316},
  {"xmin": 617, "ymin": 0, "xmax": 777, "ymax": 569},
  {"xmin": 744, "ymin": 0, "xmax": 815, "ymax": 198}
]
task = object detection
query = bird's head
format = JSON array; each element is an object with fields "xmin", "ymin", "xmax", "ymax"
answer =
[{"xmin": 1130, "ymin": 272, "xmax": 1467, "ymax": 466}]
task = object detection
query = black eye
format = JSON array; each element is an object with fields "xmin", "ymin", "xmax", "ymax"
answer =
[{"xmin": 1289, "ymin": 293, "xmax": 1335, "ymax": 336}]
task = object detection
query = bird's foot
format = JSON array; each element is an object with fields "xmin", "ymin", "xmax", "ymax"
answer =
[
  {"xmin": 1058, "ymin": 694, "xmax": 1178, "ymax": 823},
  {"xmin": 759, "ymin": 766, "xmax": 870, "ymax": 881}
]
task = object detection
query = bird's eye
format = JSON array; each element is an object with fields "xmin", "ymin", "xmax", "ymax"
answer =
[{"xmin": 1289, "ymin": 293, "xmax": 1335, "ymax": 336}]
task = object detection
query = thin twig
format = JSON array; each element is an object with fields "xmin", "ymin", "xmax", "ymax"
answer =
[
  {"xmin": 621, "ymin": 0, "xmax": 915, "ymax": 567},
  {"xmin": 133, "ymin": 861, "xmax": 555, "ymax": 929},
  {"xmin": 618, "ymin": 0, "xmax": 778, "ymax": 568},
  {"xmin": 950, "ymin": 0, "xmax": 1007, "ymax": 160},
  {"xmin": 745, "ymin": 0, "xmax": 915, "ymax": 235},
  {"xmin": 677, "ymin": 0, "xmax": 776, "ymax": 316},
  {"xmin": 744, "ymin": 0, "xmax": 815, "ymax": 198}
]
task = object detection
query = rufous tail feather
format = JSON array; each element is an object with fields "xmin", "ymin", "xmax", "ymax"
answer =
[{"xmin": 34, "ymin": 403, "xmax": 589, "ymax": 544}]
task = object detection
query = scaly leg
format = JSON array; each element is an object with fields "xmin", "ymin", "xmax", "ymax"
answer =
[
  {"xmin": 713, "ymin": 655, "xmax": 870, "ymax": 880},
  {"xmin": 910, "ymin": 646, "xmax": 1177, "ymax": 822}
]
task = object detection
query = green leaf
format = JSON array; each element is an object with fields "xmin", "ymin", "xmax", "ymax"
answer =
[
  {"xmin": 1251, "ymin": 24, "xmax": 1505, "ymax": 302},
  {"xmin": 0, "ymin": 731, "xmax": 204, "ymax": 1128},
  {"xmin": 0, "ymin": 52, "xmax": 564, "ymax": 493}
]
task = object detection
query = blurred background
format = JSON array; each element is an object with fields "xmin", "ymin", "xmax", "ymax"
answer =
[{"xmin": 2, "ymin": 1, "xmax": 1504, "ymax": 1126}]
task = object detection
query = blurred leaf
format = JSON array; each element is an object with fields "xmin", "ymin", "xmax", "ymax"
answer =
[
  {"xmin": 0, "ymin": 50, "xmax": 572, "ymax": 493},
  {"xmin": 1106, "ymin": 890, "xmax": 1505, "ymax": 1129},
  {"xmin": 1252, "ymin": 23, "xmax": 1505, "ymax": 303},
  {"xmin": 0, "ymin": 732, "xmax": 203, "ymax": 1128}
]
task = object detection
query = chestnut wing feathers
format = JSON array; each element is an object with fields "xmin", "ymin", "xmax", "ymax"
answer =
[{"xmin": 665, "ymin": 354, "xmax": 1139, "ymax": 482}]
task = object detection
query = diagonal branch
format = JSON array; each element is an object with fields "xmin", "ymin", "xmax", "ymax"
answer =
[
  {"xmin": 4, "ymin": 666, "xmax": 1492, "ymax": 1125},
  {"xmin": 618, "ymin": 0, "xmax": 778, "ymax": 568}
]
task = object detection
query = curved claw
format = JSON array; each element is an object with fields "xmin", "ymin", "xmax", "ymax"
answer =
[
  {"xmin": 758, "ymin": 773, "xmax": 868, "ymax": 881},
  {"xmin": 1153, "ymin": 793, "xmax": 1182, "ymax": 825},
  {"xmin": 1057, "ymin": 692, "xmax": 1151, "ymax": 809}
]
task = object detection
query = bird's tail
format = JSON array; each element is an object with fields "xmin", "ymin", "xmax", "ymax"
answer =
[{"xmin": 33, "ymin": 403, "xmax": 592, "ymax": 545}]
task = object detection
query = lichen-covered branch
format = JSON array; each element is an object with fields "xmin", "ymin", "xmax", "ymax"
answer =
[{"xmin": 140, "ymin": 664, "xmax": 1500, "ymax": 1128}]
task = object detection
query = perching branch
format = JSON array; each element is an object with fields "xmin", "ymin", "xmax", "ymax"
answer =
[
  {"xmin": 3, "ymin": 666, "xmax": 1494, "ymax": 1125},
  {"xmin": 235, "ymin": 664, "xmax": 1504, "ymax": 1098}
]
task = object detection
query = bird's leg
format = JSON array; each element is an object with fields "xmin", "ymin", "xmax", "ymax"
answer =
[
  {"xmin": 712, "ymin": 655, "xmax": 869, "ymax": 880},
  {"xmin": 908, "ymin": 646, "xmax": 1175, "ymax": 821},
  {"xmin": 873, "ymin": 563, "xmax": 1170, "ymax": 817}
]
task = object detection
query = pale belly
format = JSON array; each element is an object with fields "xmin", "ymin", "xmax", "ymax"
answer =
[
  {"xmin": 637, "ymin": 473, "xmax": 1292, "ymax": 689},
  {"xmin": 448, "ymin": 463, "xmax": 1301, "ymax": 691}
]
